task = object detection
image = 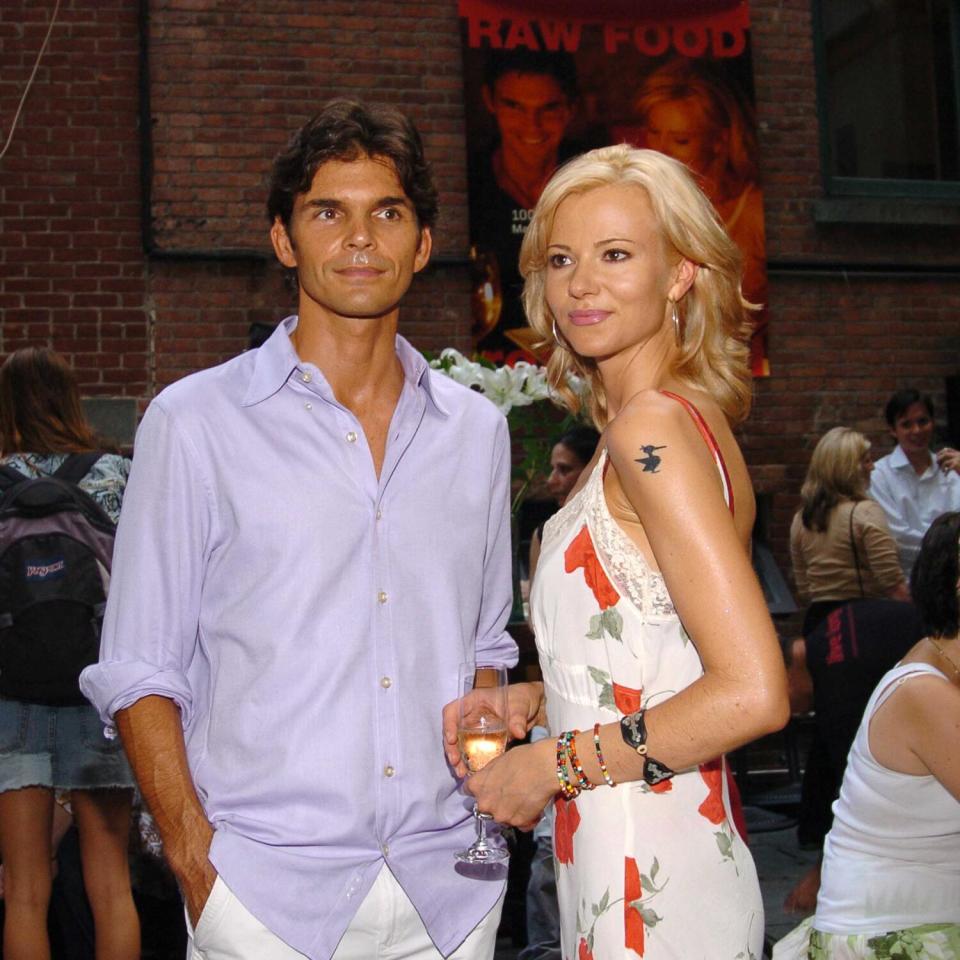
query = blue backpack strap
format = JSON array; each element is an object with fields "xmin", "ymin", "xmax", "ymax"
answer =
[{"xmin": 52, "ymin": 452, "xmax": 103, "ymax": 486}]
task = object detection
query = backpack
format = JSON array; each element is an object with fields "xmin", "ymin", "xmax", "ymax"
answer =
[{"xmin": 0, "ymin": 453, "xmax": 116, "ymax": 705}]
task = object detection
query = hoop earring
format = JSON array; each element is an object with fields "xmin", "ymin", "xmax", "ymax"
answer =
[{"xmin": 671, "ymin": 301, "xmax": 682, "ymax": 345}]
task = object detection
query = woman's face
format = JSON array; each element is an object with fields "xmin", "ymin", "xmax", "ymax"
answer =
[
  {"xmin": 545, "ymin": 183, "xmax": 692, "ymax": 363},
  {"xmin": 643, "ymin": 97, "xmax": 722, "ymax": 179},
  {"xmin": 547, "ymin": 442, "xmax": 586, "ymax": 504}
]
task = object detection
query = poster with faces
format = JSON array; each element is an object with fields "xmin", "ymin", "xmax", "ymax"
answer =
[{"xmin": 459, "ymin": 0, "xmax": 769, "ymax": 377}]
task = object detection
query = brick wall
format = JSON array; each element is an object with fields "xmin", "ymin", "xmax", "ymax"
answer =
[{"xmin": 2, "ymin": 0, "xmax": 958, "ymax": 583}]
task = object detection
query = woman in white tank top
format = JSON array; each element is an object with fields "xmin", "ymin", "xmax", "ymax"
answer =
[{"xmin": 775, "ymin": 511, "xmax": 960, "ymax": 959}]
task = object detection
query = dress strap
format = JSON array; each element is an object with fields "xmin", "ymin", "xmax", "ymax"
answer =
[{"xmin": 659, "ymin": 390, "xmax": 734, "ymax": 517}]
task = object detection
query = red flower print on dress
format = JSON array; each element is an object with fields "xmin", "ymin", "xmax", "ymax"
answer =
[
  {"xmin": 554, "ymin": 796, "xmax": 581, "ymax": 866},
  {"xmin": 578, "ymin": 938, "xmax": 594, "ymax": 960},
  {"xmin": 565, "ymin": 525, "xmax": 620, "ymax": 610},
  {"xmin": 649, "ymin": 778, "xmax": 672, "ymax": 794},
  {"xmin": 613, "ymin": 683, "xmax": 642, "ymax": 715},
  {"xmin": 698, "ymin": 757, "xmax": 726, "ymax": 825},
  {"xmin": 624, "ymin": 856, "xmax": 645, "ymax": 956}
]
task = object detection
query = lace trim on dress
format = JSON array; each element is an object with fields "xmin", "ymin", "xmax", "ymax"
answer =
[{"xmin": 586, "ymin": 450, "xmax": 678, "ymax": 619}]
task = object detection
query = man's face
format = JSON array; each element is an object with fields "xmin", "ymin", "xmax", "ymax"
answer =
[
  {"xmin": 483, "ymin": 71, "xmax": 572, "ymax": 169},
  {"xmin": 270, "ymin": 154, "xmax": 432, "ymax": 323},
  {"xmin": 891, "ymin": 401, "xmax": 934, "ymax": 456}
]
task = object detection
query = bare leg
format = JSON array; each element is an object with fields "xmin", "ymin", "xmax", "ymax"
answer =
[
  {"xmin": 72, "ymin": 788, "xmax": 140, "ymax": 960},
  {"xmin": 0, "ymin": 786, "xmax": 55, "ymax": 960},
  {"xmin": 783, "ymin": 858, "xmax": 822, "ymax": 915}
]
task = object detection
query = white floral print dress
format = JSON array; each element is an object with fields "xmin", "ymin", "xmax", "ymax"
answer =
[{"xmin": 530, "ymin": 397, "xmax": 764, "ymax": 960}]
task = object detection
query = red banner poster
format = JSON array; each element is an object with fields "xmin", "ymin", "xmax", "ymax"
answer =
[{"xmin": 460, "ymin": 0, "xmax": 769, "ymax": 376}]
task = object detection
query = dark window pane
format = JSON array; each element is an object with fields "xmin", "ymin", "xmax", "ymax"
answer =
[{"xmin": 822, "ymin": 0, "xmax": 959, "ymax": 182}]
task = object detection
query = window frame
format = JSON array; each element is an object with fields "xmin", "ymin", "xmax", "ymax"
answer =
[{"xmin": 811, "ymin": 0, "xmax": 960, "ymax": 200}]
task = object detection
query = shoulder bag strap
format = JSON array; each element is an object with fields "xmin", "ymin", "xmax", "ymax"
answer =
[
  {"xmin": 52, "ymin": 452, "xmax": 103, "ymax": 485},
  {"xmin": 849, "ymin": 501, "xmax": 864, "ymax": 597}
]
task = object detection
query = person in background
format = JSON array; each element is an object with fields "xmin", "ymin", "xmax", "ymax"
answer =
[
  {"xmin": 0, "ymin": 347, "xmax": 139, "ymax": 960},
  {"xmin": 521, "ymin": 424, "xmax": 599, "ymax": 960},
  {"xmin": 527, "ymin": 425, "xmax": 601, "ymax": 583},
  {"xmin": 869, "ymin": 388, "xmax": 960, "ymax": 579},
  {"xmin": 791, "ymin": 426, "xmax": 910, "ymax": 636},
  {"xmin": 774, "ymin": 511, "xmax": 960, "ymax": 959},
  {"xmin": 789, "ymin": 426, "xmax": 910, "ymax": 865},
  {"xmin": 446, "ymin": 144, "xmax": 788, "ymax": 958},
  {"xmin": 80, "ymin": 99, "xmax": 516, "ymax": 960}
]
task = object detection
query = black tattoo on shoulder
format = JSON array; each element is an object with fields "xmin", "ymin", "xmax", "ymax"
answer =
[{"xmin": 634, "ymin": 444, "xmax": 666, "ymax": 473}]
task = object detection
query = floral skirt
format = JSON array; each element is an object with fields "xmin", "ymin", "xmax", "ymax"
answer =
[{"xmin": 773, "ymin": 916, "xmax": 960, "ymax": 959}]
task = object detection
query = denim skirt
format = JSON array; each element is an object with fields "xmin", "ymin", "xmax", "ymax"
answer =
[{"xmin": 0, "ymin": 697, "xmax": 134, "ymax": 792}]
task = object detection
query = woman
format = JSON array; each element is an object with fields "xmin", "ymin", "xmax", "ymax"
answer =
[
  {"xmin": 774, "ymin": 511, "xmax": 960, "ymax": 959},
  {"xmin": 444, "ymin": 144, "xmax": 788, "ymax": 958},
  {"xmin": 788, "ymin": 428, "xmax": 911, "ymax": 902},
  {"xmin": 632, "ymin": 58, "xmax": 767, "ymax": 375},
  {"xmin": 791, "ymin": 426, "xmax": 910, "ymax": 636},
  {"xmin": 527, "ymin": 425, "xmax": 601, "ymax": 583},
  {"xmin": 0, "ymin": 348, "xmax": 139, "ymax": 960}
]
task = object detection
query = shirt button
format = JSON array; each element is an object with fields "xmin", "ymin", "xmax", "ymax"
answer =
[
  {"xmin": 376, "ymin": 508, "xmax": 383, "ymax": 520},
  {"xmin": 346, "ymin": 431, "xmax": 358, "ymax": 443},
  {"xmin": 304, "ymin": 402, "xmax": 312, "ymax": 411},
  {"xmin": 382, "ymin": 844, "xmax": 390, "ymax": 856},
  {"xmin": 378, "ymin": 591, "xmax": 388, "ymax": 604},
  {"xmin": 383, "ymin": 765, "xmax": 395, "ymax": 777},
  {"xmin": 302, "ymin": 372, "xmax": 312, "ymax": 383},
  {"xmin": 380, "ymin": 676, "xmax": 392, "ymax": 689}
]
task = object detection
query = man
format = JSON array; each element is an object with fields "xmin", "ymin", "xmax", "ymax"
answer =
[
  {"xmin": 82, "ymin": 100, "xmax": 518, "ymax": 960},
  {"xmin": 869, "ymin": 388, "xmax": 960, "ymax": 578},
  {"xmin": 468, "ymin": 49, "xmax": 591, "ymax": 360}
]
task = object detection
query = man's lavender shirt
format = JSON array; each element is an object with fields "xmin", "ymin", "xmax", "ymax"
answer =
[{"xmin": 81, "ymin": 318, "xmax": 517, "ymax": 960}]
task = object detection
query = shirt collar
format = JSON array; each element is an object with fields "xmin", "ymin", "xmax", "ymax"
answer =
[
  {"xmin": 889, "ymin": 445, "xmax": 911, "ymax": 469},
  {"xmin": 241, "ymin": 315, "xmax": 448, "ymax": 417}
]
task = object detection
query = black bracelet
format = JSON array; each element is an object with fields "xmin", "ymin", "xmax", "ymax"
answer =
[{"xmin": 619, "ymin": 708, "xmax": 676, "ymax": 786}]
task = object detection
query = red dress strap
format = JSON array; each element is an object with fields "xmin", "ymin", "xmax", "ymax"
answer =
[{"xmin": 659, "ymin": 390, "xmax": 734, "ymax": 517}]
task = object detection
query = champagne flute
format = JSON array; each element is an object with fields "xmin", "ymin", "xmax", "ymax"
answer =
[{"xmin": 454, "ymin": 662, "xmax": 509, "ymax": 864}]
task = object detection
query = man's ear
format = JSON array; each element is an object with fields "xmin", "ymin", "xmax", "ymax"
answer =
[
  {"xmin": 413, "ymin": 226, "xmax": 433, "ymax": 274},
  {"xmin": 667, "ymin": 257, "xmax": 698, "ymax": 303},
  {"xmin": 270, "ymin": 216, "xmax": 298, "ymax": 269}
]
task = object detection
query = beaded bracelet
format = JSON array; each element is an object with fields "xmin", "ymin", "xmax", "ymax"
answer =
[
  {"xmin": 567, "ymin": 730, "xmax": 596, "ymax": 792},
  {"xmin": 555, "ymin": 730, "xmax": 580, "ymax": 799},
  {"xmin": 593, "ymin": 722, "xmax": 616, "ymax": 787}
]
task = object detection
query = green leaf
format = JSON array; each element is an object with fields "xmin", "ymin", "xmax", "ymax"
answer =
[
  {"xmin": 597, "ymin": 889, "xmax": 610, "ymax": 914},
  {"xmin": 587, "ymin": 666, "xmax": 610, "ymax": 685},
  {"xmin": 601, "ymin": 608, "xmax": 623, "ymax": 642},
  {"xmin": 640, "ymin": 873, "xmax": 653, "ymax": 893},
  {"xmin": 650, "ymin": 857, "xmax": 660, "ymax": 881},
  {"xmin": 586, "ymin": 614, "xmax": 604, "ymax": 640},
  {"xmin": 597, "ymin": 684, "xmax": 616, "ymax": 711},
  {"xmin": 639, "ymin": 906, "xmax": 662, "ymax": 928},
  {"xmin": 715, "ymin": 830, "xmax": 734, "ymax": 859}
]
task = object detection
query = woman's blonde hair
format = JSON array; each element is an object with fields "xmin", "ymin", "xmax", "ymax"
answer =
[
  {"xmin": 520, "ymin": 143, "xmax": 753, "ymax": 426},
  {"xmin": 799, "ymin": 426, "xmax": 872, "ymax": 532}
]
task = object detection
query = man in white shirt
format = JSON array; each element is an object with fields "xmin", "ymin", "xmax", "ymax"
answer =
[{"xmin": 869, "ymin": 388, "xmax": 960, "ymax": 579}]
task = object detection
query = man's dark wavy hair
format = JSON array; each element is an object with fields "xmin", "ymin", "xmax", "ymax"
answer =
[
  {"xmin": 911, "ymin": 511, "xmax": 960, "ymax": 638},
  {"xmin": 266, "ymin": 99, "xmax": 438, "ymax": 232}
]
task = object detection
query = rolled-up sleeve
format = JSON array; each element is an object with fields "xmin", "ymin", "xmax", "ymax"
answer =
[
  {"xmin": 80, "ymin": 400, "xmax": 215, "ymax": 728},
  {"xmin": 474, "ymin": 414, "xmax": 518, "ymax": 668}
]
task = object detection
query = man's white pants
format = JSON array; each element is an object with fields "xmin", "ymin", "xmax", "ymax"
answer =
[{"xmin": 186, "ymin": 866, "xmax": 504, "ymax": 960}]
